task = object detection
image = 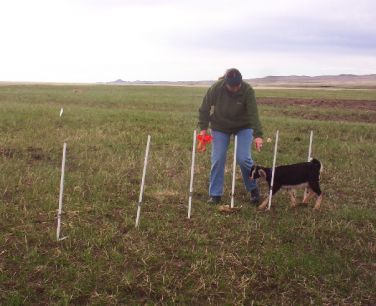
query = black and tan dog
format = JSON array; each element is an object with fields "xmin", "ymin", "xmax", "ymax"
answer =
[{"xmin": 250, "ymin": 158, "xmax": 323, "ymax": 210}]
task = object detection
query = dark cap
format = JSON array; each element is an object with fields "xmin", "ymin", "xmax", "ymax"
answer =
[{"xmin": 224, "ymin": 68, "xmax": 242, "ymax": 86}]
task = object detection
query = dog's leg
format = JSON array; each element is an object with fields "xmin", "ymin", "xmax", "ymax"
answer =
[
  {"xmin": 257, "ymin": 196, "xmax": 269, "ymax": 210},
  {"xmin": 302, "ymin": 188, "xmax": 315, "ymax": 204},
  {"xmin": 309, "ymin": 181, "xmax": 322, "ymax": 210},
  {"xmin": 288, "ymin": 189, "xmax": 297, "ymax": 207},
  {"xmin": 258, "ymin": 184, "xmax": 280, "ymax": 210},
  {"xmin": 313, "ymin": 194, "xmax": 323, "ymax": 210},
  {"xmin": 302, "ymin": 189, "xmax": 315, "ymax": 204}
]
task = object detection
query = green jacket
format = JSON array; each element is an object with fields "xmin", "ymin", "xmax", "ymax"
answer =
[{"xmin": 198, "ymin": 80, "xmax": 263, "ymax": 137}]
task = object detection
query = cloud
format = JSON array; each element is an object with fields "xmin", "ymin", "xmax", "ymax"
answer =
[
  {"xmin": 178, "ymin": 20, "xmax": 376, "ymax": 55},
  {"xmin": 164, "ymin": 0, "xmax": 376, "ymax": 55},
  {"xmin": 1, "ymin": 0, "xmax": 375, "ymax": 82}
]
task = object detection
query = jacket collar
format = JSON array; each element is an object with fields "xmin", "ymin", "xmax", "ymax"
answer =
[{"xmin": 221, "ymin": 80, "xmax": 245, "ymax": 97}]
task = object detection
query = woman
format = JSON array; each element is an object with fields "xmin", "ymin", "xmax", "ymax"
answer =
[{"xmin": 198, "ymin": 68, "xmax": 263, "ymax": 205}]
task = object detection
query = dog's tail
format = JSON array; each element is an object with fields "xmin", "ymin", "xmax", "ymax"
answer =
[{"xmin": 310, "ymin": 158, "xmax": 323, "ymax": 173}]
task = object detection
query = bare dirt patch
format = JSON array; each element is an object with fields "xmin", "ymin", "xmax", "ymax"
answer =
[
  {"xmin": 258, "ymin": 97, "xmax": 376, "ymax": 111},
  {"xmin": 0, "ymin": 147, "xmax": 17, "ymax": 158},
  {"xmin": 258, "ymin": 98, "xmax": 376, "ymax": 123}
]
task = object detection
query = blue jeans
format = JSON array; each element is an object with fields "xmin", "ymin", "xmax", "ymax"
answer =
[{"xmin": 209, "ymin": 129, "xmax": 257, "ymax": 196}]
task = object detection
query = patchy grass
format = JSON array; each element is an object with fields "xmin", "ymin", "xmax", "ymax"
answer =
[{"xmin": 0, "ymin": 84, "xmax": 375, "ymax": 305}]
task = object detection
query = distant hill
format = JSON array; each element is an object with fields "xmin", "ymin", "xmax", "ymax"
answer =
[
  {"xmin": 106, "ymin": 74, "xmax": 376, "ymax": 88},
  {"xmin": 246, "ymin": 74, "xmax": 376, "ymax": 88},
  {"xmin": 111, "ymin": 79, "xmax": 128, "ymax": 84},
  {"xmin": 106, "ymin": 79, "xmax": 214, "ymax": 86}
]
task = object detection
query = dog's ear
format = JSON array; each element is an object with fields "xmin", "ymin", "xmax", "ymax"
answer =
[{"xmin": 258, "ymin": 168, "xmax": 267, "ymax": 178}]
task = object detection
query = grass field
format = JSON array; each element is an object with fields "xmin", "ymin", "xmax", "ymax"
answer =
[{"xmin": 1, "ymin": 84, "xmax": 375, "ymax": 305}]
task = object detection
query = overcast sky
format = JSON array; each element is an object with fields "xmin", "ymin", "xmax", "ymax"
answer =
[{"xmin": 1, "ymin": 0, "xmax": 376, "ymax": 83}]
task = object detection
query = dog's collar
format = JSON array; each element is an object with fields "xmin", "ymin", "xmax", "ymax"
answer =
[{"xmin": 266, "ymin": 168, "xmax": 272, "ymax": 178}]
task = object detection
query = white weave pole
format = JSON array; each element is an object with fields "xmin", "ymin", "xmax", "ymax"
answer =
[
  {"xmin": 307, "ymin": 130, "xmax": 313, "ymax": 161},
  {"xmin": 56, "ymin": 143, "xmax": 67, "ymax": 241},
  {"xmin": 230, "ymin": 135, "xmax": 238, "ymax": 208},
  {"xmin": 188, "ymin": 130, "xmax": 197, "ymax": 219},
  {"xmin": 267, "ymin": 130, "xmax": 279, "ymax": 210},
  {"xmin": 304, "ymin": 130, "xmax": 314, "ymax": 199},
  {"xmin": 135, "ymin": 135, "xmax": 151, "ymax": 228}
]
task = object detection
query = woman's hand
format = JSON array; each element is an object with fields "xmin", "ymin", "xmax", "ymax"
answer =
[
  {"xmin": 254, "ymin": 137, "xmax": 263, "ymax": 152},
  {"xmin": 197, "ymin": 130, "xmax": 208, "ymax": 152}
]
